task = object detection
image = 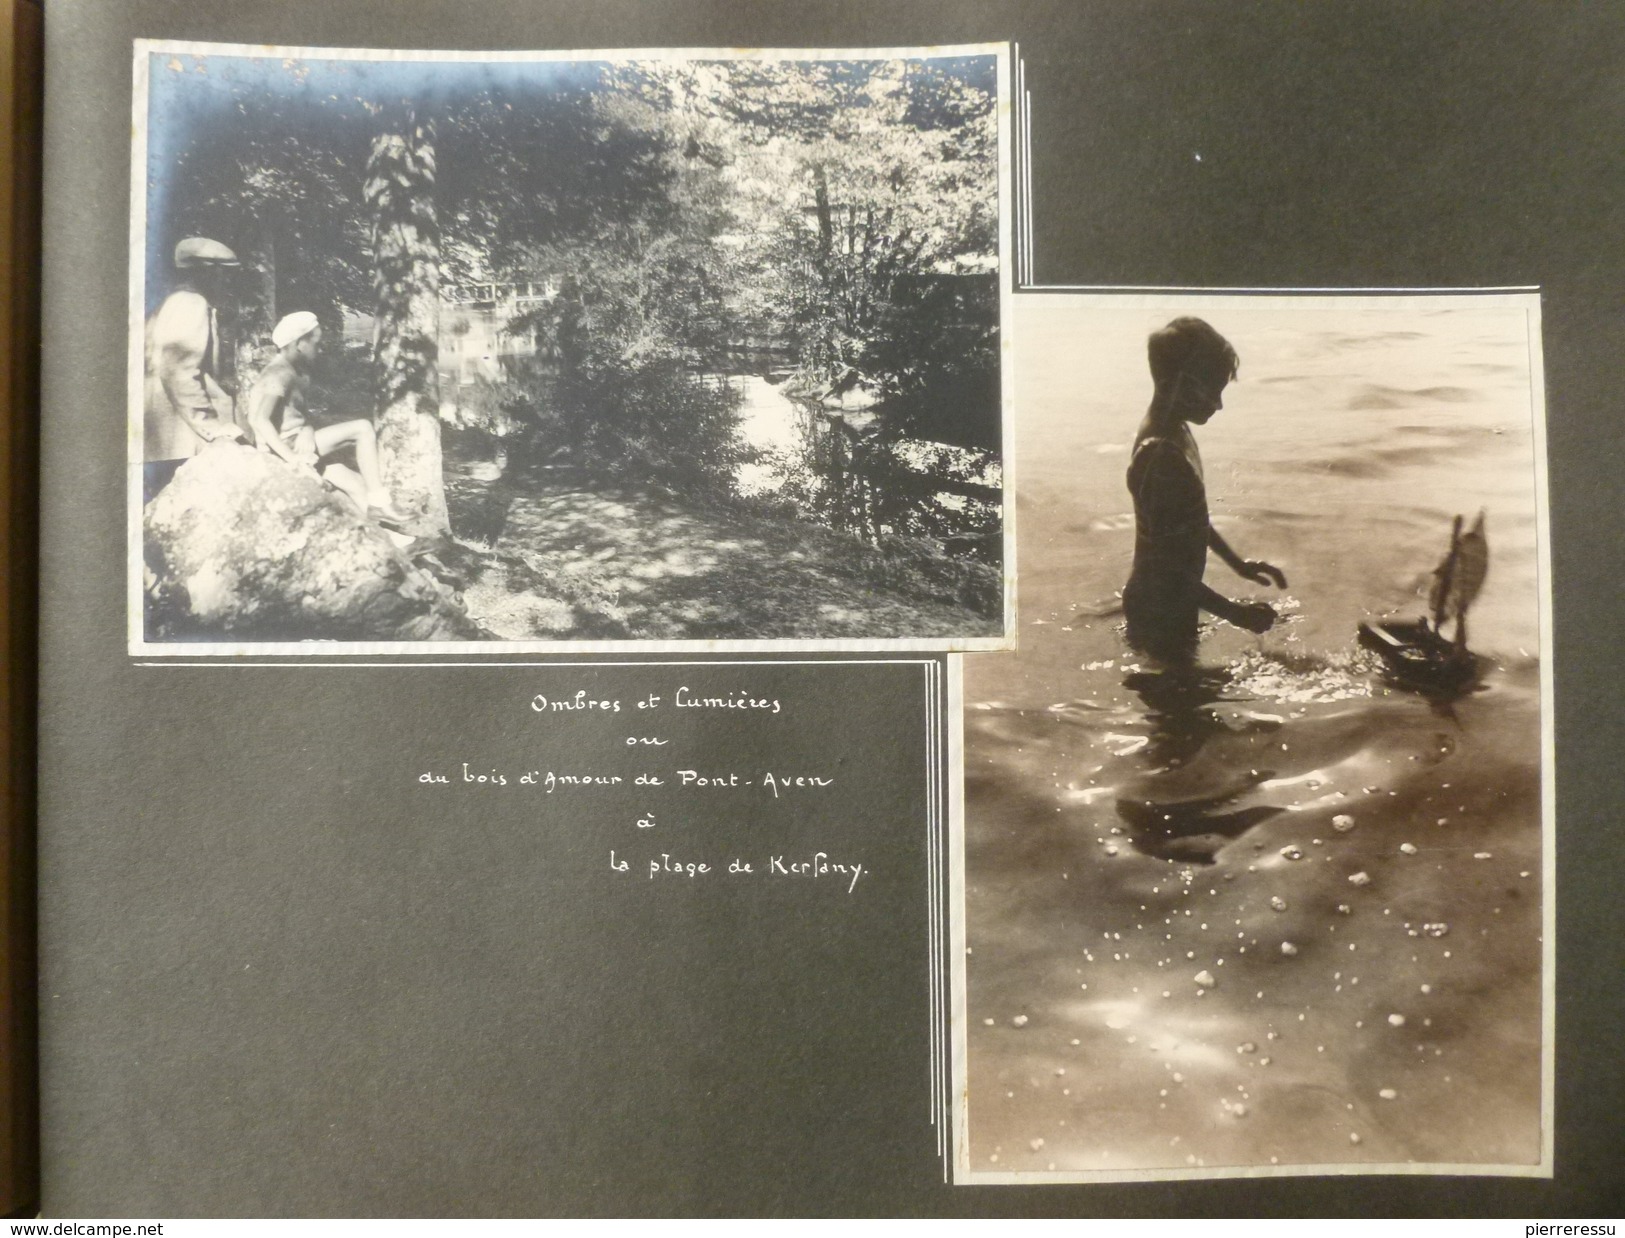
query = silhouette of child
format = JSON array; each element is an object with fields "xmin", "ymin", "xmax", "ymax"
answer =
[{"xmin": 1123, "ymin": 317, "xmax": 1286, "ymax": 665}]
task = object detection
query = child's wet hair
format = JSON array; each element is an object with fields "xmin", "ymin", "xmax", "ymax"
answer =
[{"xmin": 1148, "ymin": 317, "xmax": 1240, "ymax": 386}]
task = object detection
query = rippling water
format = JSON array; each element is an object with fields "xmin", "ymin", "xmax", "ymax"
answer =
[{"xmin": 961, "ymin": 296, "xmax": 1546, "ymax": 1175}]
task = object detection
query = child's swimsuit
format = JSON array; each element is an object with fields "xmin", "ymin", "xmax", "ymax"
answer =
[{"xmin": 1124, "ymin": 429, "xmax": 1209, "ymax": 663}]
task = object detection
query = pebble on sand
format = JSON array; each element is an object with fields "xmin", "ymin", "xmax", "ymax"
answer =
[
  {"xmin": 1388, "ymin": 1013, "xmax": 1406, "ymax": 1027},
  {"xmin": 1332, "ymin": 814, "xmax": 1355, "ymax": 831},
  {"xmin": 1474, "ymin": 852, "xmax": 1493, "ymax": 860},
  {"xmin": 1029, "ymin": 1138, "xmax": 1045, "ymax": 1151},
  {"xmin": 1399, "ymin": 843, "xmax": 1418, "ymax": 855},
  {"xmin": 1012, "ymin": 1014, "xmax": 1029, "ymax": 1027},
  {"xmin": 1280, "ymin": 846, "xmax": 1304, "ymax": 861},
  {"xmin": 1269, "ymin": 896, "xmax": 1288, "ymax": 912},
  {"xmin": 1194, "ymin": 970, "xmax": 1216, "ymax": 988},
  {"xmin": 1348, "ymin": 871, "xmax": 1371, "ymax": 886},
  {"xmin": 1280, "ymin": 942, "xmax": 1299, "ymax": 956},
  {"xmin": 1350, "ymin": 1132, "xmax": 1362, "ymax": 1145},
  {"xmin": 1379, "ymin": 1088, "xmax": 1398, "ymax": 1100}
]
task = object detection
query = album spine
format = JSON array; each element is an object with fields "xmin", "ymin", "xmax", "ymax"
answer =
[{"xmin": 0, "ymin": 0, "xmax": 41, "ymax": 1218}]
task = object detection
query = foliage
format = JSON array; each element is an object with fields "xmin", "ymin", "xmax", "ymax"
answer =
[
  {"xmin": 554, "ymin": 358, "xmax": 745, "ymax": 494},
  {"xmin": 148, "ymin": 49, "xmax": 1001, "ymax": 511},
  {"xmin": 688, "ymin": 58, "xmax": 1000, "ymax": 402},
  {"xmin": 860, "ymin": 272, "xmax": 1001, "ymax": 447},
  {"xmin": 842, "ymin": 531, "xmax": 1002, "ymax": 619},
  {"xmin": 151, "ymin": 62, "xmax": 374, "ymax": 329},
  {"xmin": 495, "ymin": 100, "xmax": 751, "ymax": 493}
]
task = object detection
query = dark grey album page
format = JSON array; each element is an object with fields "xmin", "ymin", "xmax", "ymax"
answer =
[
  {"xmin": 41, "ymin": 657, "xmax": 945, "ymax": 1214},
  {"xmin": 40, "ymin": 0, "xmax": 1625, "ymax": 1220}
]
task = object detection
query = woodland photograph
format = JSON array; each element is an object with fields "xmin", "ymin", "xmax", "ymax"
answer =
[{"xmin": 133, "ymin": 44, "xmax": 1008, "ymax": 648}]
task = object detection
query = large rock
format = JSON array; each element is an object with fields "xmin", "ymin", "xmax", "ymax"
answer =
[{"xmin": 144, "ymin": 442, "xmax": 484, "ymax": 642}]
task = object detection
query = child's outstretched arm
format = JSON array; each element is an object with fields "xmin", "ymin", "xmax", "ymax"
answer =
[
  {"xmin": 1208, "ymin": 526, "xmax": 1287, "ymax": 588},
  {"xmin": 1195, "ymin": 583, "xmax": 1277, "ymax": 633}
]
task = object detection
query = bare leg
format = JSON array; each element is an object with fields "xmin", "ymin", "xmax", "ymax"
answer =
[
  {"xmin": 318, "ymin": 462, "xmax": 367, "ymax": 515},
  {"xmin": 313, "ymin": 420, "xmax": 407, "ymax": 520}
]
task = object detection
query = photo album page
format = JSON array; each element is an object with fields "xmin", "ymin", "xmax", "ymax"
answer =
[{"xmin": 37, "ymin": 0, "xmax": 1620, "ymax": 1219}]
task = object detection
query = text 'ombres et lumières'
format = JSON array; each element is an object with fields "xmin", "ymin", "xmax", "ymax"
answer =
[{"xmin": 528, "ymin": 687, "xmax": 781, "ymax": 714}]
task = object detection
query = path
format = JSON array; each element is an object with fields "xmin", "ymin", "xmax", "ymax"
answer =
[{"xmin": 446, "ymin": 465, "xmax": 998, "ymax": 642}]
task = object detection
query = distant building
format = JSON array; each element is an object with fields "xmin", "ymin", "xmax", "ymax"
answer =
[
  {"xmin": 439, "ymin": 276, "xmax": 560, "ymax": 388},
  {"xmin": 340, "ymin": 276, "xmax": 559, "ymax": 381}
]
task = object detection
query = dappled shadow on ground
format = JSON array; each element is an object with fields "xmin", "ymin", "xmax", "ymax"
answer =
[{"xmin": 445, "ymin": 461, "xmax": 997, "ymax": 641}]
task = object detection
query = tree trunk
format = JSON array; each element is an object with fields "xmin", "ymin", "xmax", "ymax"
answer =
[
  {"xmin": 812, "ymin": 162, "xmax": 835, "ymax": 265},
  {"xmin": 809, "ymin": 163, "xmax": 843, "ymax": 378},
  {"xmin": 365, "ymin": 111, "xmax": 448, "ymax": 536}
]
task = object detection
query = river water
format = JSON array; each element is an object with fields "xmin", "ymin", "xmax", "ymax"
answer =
[
  {"xmin": 732, "ymin": 375, "xmax": 816, "ymax": 497},
  {"xmin": 961, "ymin": 295, "xmax": 1547, "ymax": 1175}
]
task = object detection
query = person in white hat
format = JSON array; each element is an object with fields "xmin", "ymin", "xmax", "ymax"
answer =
[
  {"xmin": 142, "ymin": 236, "xmax": 246, "ymax": 501},
  {"xmin": 244, "ymin": 311, "xmax": 409, "ymax": 527}
]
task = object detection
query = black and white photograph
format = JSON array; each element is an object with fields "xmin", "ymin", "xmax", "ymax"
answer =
[
  {"xmin": 128, "ymin": 41, "xmax": 1013, "ymax": 653},
  {"xmin": 953, "ymin": 291, "xmax": 1552, "ymax": 1181}
]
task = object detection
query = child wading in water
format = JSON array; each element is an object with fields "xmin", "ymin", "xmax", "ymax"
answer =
[{"xmin": 1124, "ymin": 317, "xmax": 1286, "ymax": 666}]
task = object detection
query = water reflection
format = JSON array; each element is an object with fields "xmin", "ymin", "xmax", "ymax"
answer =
[
  {"xmin": 731, "ymin": 374, "xmax": 1002, "ymax": 561},
  {"xmin": 1114, "ymin": 666, "xmax": 1284, "ymax": 863},
  {"xmin": 963, "ymin": 298, "xmax": 1546, "ymax": 1175}
]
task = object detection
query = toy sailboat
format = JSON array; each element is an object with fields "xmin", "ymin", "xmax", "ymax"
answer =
[{"xmin": 1358, "ymin": 511, "xmax": 1488, "ymax": 690}]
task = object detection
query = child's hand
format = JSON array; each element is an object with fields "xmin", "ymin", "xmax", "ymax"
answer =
[
  {"xmin": 1231, "ymin": 600, "xmax": 1277, "ymax": 633},
  {"xmin": 1240, "ymin": 559, "xmax": 1288, "ymax": 589},
  {"xmin": 199, "ymin": 421, "xmax": 245, "ymax": 444}
]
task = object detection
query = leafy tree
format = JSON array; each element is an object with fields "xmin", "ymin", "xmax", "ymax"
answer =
[
  {"xmin": 150, "ymin": 58, "xmax": 375, "ymax": 389},
  {"xmin": 608, "ymin": 56, "xmax": 1000, "ymax": 442},
  {"xmin": 146, "ymin": 49, "xmax": 1002, "ymax": 528}
]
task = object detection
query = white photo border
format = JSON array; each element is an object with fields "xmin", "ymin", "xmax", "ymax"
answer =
[
  {"xmin": 127, "ymin": 39, "xmax": 1018, "ymax": 656},
  {"xmin": 948, "ymin": 287, "xmax": 1555, "ymax": 1184}
]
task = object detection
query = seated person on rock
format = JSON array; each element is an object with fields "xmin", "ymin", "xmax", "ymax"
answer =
[
  {"xmin": 1123, "ymin": 316, "xmax": 1287, "ymax": 666},
  {"xmin": 244, "ymin": 311, "xmax": 408, "ymax": 526}
]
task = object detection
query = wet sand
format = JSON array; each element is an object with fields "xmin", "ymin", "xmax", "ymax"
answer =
[{"xmin": 961, "ymin": 296, "xmax": 1547, "ymax": 1176}]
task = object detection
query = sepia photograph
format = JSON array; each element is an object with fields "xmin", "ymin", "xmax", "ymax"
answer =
[
  {"xmin": 953, "ymin": 291, "xmax": 1552, "ymax": 1181},
  {"xmin": 129, "ymin": 41, "xmax": 1012, "ymax": 653}
]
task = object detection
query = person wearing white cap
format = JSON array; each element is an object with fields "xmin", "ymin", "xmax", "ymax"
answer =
[
  {"xmin": 142, "ymin": 236, "xmax": 246, "ymax": 501},
  {"xmin": 244, "ymin": 311, "xmax": 409, "ymax": 527}
]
